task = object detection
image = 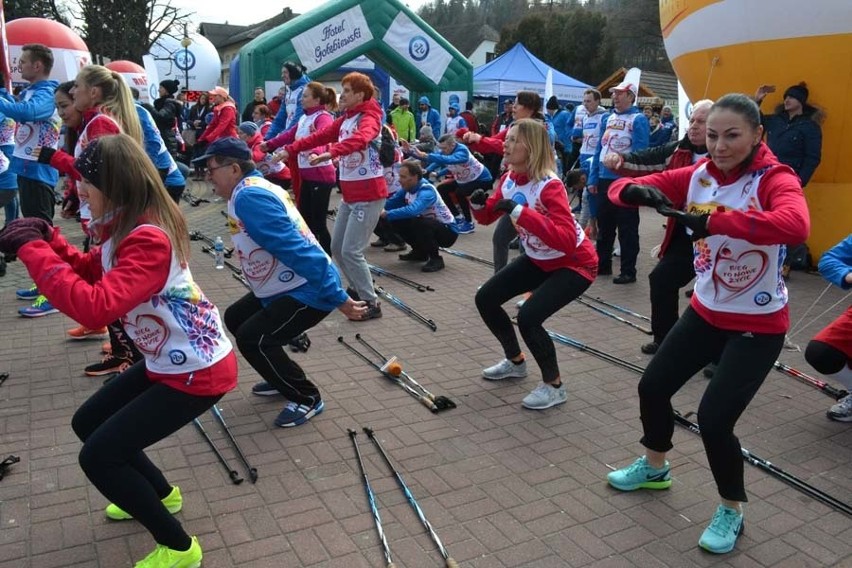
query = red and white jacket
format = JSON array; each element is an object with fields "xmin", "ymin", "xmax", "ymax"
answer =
[
  {"xmin": 472, "ymin": 170, "xmax": 598, "ymax": 280},
  {"xmin": 199, "ymin": 100, "xmax": 237, "ymax": 143},
  {"xmin": 266, "ymin": 105, "xmax": 336, "ymax": 185},
  {"xmin": 609, "ymin": 143, "xmax": 810, "ymax": 334}
]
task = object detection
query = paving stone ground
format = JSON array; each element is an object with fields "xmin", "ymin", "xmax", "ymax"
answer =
[{"xmin": 0, "ymin": 179, "xmax": 849, "ymax": 567}]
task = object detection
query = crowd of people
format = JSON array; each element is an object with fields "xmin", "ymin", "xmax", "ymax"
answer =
[{"xmin": 0, "ymin": 41, "xmax": 846, "ymax": 567}]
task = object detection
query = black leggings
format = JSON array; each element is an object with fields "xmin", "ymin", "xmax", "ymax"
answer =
[
  {"xmin": 437, "ymin": 178, "xmax": 491, "ymax": 222},
  {"xmin": 107, "ymin": 320, "xmax": 144, "ymax": 362},
  {"xmin": 224, "ymin": 292, "xmax": 330, "ymax": 405},
  {"xmin": 596, "ymin": 178, "xmax": 640, "ymax": 277},
  {"xmin": 391, "ymin": 217, "xmax": 458, "ymax": 258},
  {"xmin": 298, "ymin": 180, "xmax": 334, "ymax": 254},
  {"xmin": 71, "ymin": 362, "xmax": 222, "ymax": 550},
  {"xmin": 638, "ymin": 307, "xmax": 784, "ymax": 501},
  {"xmin": 475, "ymin": 255, "xmax": 591, "ymax": 382}
]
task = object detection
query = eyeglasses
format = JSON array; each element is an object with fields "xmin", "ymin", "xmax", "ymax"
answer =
[{"xmin": 206, "ymin": 163, "xmax": 234, "ymax": 177}]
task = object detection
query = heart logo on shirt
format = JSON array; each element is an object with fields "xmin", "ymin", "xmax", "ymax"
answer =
[
  {"xmin": 713, "ymin": 245, "xmax": 768, "ymax": 303},
  {"xmin": 126, "ymin": 314, "xmax": 169, "ymax": 358},
  {"xmin": 242, "ymin": 248, "xmax": 276, "ymax": 287}
]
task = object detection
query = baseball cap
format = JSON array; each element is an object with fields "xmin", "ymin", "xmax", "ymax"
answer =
[
  {"xmin": 192, "ymin": 137, "xmax": 251, "ymax": 163},
  {"xmin": 208, "ymin": 86, "xmax": 229, "ymax": 98}
]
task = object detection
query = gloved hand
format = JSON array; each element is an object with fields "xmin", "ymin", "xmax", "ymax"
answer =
[
  {"xmin": 5, "ymin": 217, "xmax": 54, "ymax": 241},
  {"xmin": 621, "ymin": 184, "xmax": 673, "ymax": 211},
  {"xmin": 658, "ymin": 208, "xmax": 711, "ymax": 240},
  {"xmin": 494, "ymin": 199, "xmax": 519, "ymax": 214},
  {"xmin": 469, "ymin": 189, "xmax": 489, "ymax": 205},
  {"xmin": 0, "ymin": 225, "xmax": 47, "ymax": 255}
]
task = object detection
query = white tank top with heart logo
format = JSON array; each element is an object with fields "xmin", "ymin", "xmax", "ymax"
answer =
[
  {"xmin": 228, "ymin": 175, "xmax": 313, "ymax": 298},
  {"xmin": 688, "ymin": 162, "xmax": 787, "ymax": 315},
  {"xmin": 102, "ymin": 225, "xmax": 233, "ymax": 374},
  {"xmin": 338, "ymin": 113, "xmax": 384, "ymax": 182}
]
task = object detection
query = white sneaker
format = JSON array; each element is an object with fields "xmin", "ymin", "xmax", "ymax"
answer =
[
  {"xmin": 613, "ymin": 246, "xmax": 621, "ymax": 257},
  {"xmin": 827, "ymin": 394, "xmax": 852, "ymax": 422},
  {"xmin": 522, "ymin": 383, "xmax": 567, "ymax": 409},
  {"xmin": 482, "ymin": 358, "xmax": 527, "ymax": 380}
]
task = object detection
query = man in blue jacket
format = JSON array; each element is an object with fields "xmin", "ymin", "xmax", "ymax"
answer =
[
  {"xmin": 0, "ymin": 44, "xmax": 60, "ymax": 225},
  {"xmin": 589, "ymin": 78, "xmax": 649, "ymax": 284},
  {"xmin": 199, "ymin": 137, "xmax": 366, "ymax": 427},
  {"xmin": 415, "ymin": 96, "xmax": 441, "ymax": 140},
  {"xmin": 374, "ymin": 160, "xmax": 458, "ymax": 272}
]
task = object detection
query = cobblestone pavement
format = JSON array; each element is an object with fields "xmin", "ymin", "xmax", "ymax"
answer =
[{"xmin": 0, "ymin": 179, "xmax": 849, "ymax": 567}]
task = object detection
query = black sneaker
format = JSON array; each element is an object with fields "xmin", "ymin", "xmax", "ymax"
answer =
[
  {"xmin": 598, "ymin": 265, "xmax": 613, "ymax": 276},
  {"xmin": 85, "ymin": 356, "xmax": 133, "ymax": 377},
  {"xmin": 508, "ymin": 237, "xmax": 520, "ymax": 250},
  {"xmin": 346, "ymin": 287, "xmax": 361, "ymax": 301},
  {"xmin": 358, "ymin": 301, "xmax": 382, "ymax": 321},
  {"xmin": 641, "ymin": 342, "xmax": 659, "ymax": 354},
  {"xmin": 399, "ymin": 251, "xmax": 428, "ymax": 262},
  {"xmin": 370, "ymin": 238, "xmax": 388, "ymax": 248},
  {"xmin": 421, "ymin": 256, "xmax": 445, "ymax": 272},
  {"xmin": 613, "ymin": 274, "xmax": 637, "ymax": 284}
]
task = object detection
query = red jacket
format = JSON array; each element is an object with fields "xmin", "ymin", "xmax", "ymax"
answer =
[
  {"xmin": 472, "ymin": 171, "xmax": 598, "ymax": 280},
  {"xmin": 285, "ymin": 98, "xmax": 387, "ymax": 203},
  {"xmin": 50, "ymin": 109, "xmax": 121, "ymax": 181},
  {"xmin": 199, "ymin": 100, "xmax": 237, "ymax": 143},
  {"xmin": 460, "ymin": 110, "xmax": 477, "ymax": 134},
  {"xmin": 609, "ymin": 143, "xmax": 810, "ymax": 333}
]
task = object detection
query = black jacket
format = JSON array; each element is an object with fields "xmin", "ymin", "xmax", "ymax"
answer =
[
  {"xmin": 151, "ymin": 96, "xmax": 184, "ymax": 157},
  {"xmin": 762, "ymin": 107, "xmax": 822, "ymax": 186}
]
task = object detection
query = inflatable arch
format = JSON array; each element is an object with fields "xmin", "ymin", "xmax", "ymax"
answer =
[
  {"xmin": 238, "ymin": 0, "xmax": 472, "ymax": 112},
  {"xmin": 660, "ymin": 0, "xmax": 852, "ymax": 260}
]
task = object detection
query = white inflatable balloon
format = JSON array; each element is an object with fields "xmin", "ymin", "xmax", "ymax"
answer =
[{"xmin": 148, "ymin": 33, "xmax": 221, "ymax": 92}]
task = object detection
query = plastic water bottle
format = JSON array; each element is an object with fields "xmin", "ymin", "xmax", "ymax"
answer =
[{"xmin": 214, "ymin": 236, "xmax": 225, "ymax": 270}]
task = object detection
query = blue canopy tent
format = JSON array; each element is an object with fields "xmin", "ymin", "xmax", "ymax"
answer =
[{"xmin": 473, "ymin": 43, "xmax": 590, "ymax": 106}]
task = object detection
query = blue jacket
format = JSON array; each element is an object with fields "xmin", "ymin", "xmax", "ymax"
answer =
[
  {"xmin": 135, "ymin": 103, "xmax": 185, "ymax": 188},
  {"xmin": 235, "ymin": 172, "xmax": 348, "ymax": 311},
  {"xmin": 0, "ymin": 112, "xmax": 16, "ymax": 191},
  {"xmin": 415, "ymin": 96, "xmax": 441, "ymax": 137},
  {"xmin": 0, "ymin": 80, "xmax": 60, "ymax": 186},
  {"xmin": 589, "ymin": 106, "xmax": 649, "ymax": 186},
  {"xmin": 551, "ymin": 108, "xmax": 574, "ymax": 148},
  {"xmin": 266, "ymin": 75, "xmax": 310, "ymax": 140},
  {"xmin": 818, "ymin": 235, "xmax": 852, "ymax": 290},
  {"xmin": 385, "ymin": 179, "xmax": 456, "ymax": 231},
  {"xmin": 423, "ymin": 142, "xmax": 492, "ymax": 183},
  {"xmin": 762, "ymin": 108, "xmax": 822, "ymax": 186}
]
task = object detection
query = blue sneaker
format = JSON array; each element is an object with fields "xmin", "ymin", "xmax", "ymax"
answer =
[
  {"xmin": 275, "ymin": 399, "xmax": 324, "ymax": 428},
  {"xmin": 16, "ymin": 284, "xmax": 39, "ymax": 300},
  {"xmin": 19, "ymin": 295, "xmax": 59, "ymax": 318},
  {"xmin": 607, "ymin": 455, "xmax": 672, "ymax": 491},
  {"xmin": 699, "ymin": 504, "xmax": 743, "ymax": 554},
  {"xmin": 456, "ymin": 221, "xmax": 475, "ymax": 234},
  {"xmin": 251, "ymin": 381, "xmax": 280, "ymax": 396}
]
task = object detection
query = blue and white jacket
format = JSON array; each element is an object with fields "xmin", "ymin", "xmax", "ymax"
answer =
[
  {"xmin": 0, "ymin": 80, "xmax": 61, "ymax": 186},
  {"xmin": 818, "ymin": 235, "xmax": 852, "ymax": 290},
  {"xmin": 0, "ymin": 111, "xmax": 17, "ymax": 191},
  {"xmin": 135, "ymin": 103, "xmax": 185, "ymax": 188},
  {"xmin": 423, "ymin": 142, "xmax": 492, "ymax": 185},
  {"xmin": 265, "ymin": 75, "xmax": 310, "ymax": 140},
  {"xmin": 415, "ymin": 96, "xmax": 442, "ymax": 137},
  {"xmin": 589, "ymin": 105, "xmax": 649, "ymax": 186},
  {"xmin": 385, "ymin": 178, "xmax": 457, "ymax": 229}
]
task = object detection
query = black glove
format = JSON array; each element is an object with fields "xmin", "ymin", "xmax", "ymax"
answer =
[
  {"xmin": 554, "ymin": 140, "xmax": 565, "ymax": 153},
  {"xmin": 469, "ymin": 189, "xmax": 489, "ymax": 205},
  {"xmin": 494, "ymin": 199, "xmax": 519, "ymax": 214},
  {"xmin": 621, "ymin": 184, "xmax": 673, "ymax": 211},
  {"xmin": 658, "ymin": 207, "xmax": 711, "ymax": 240},
  {"xmin": 36, "ymin": 147, "xmax": 56, "ymax": 164}
]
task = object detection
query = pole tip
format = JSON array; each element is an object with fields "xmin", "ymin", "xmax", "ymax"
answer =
[
  {"xmin": 362, "ymin": 426, "xmax": 374, "ymax": 437},
  {"xmin": 355, "ymin": 333, "xmax": 362, "ymax": 339},
  {"xmin": 337, "ymin": 336, "xmax": 344, "ymax": 342},
  {"xmin": 445, "ymin": 559, "xmax": 459, "ymax": 568},
  {"xmin": 347, "ymin": 428, "xmax": 357, "ymax": 437}
]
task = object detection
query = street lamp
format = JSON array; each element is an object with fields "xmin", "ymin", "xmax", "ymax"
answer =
[{"xmin": 180, "ymin": 24, "xmax": 192, "ymax": 93}]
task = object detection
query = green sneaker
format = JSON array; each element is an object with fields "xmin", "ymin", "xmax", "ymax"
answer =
[
  {"xmin": 134, "ymin": 536, "xmax": 201, "ymax": 568},
  {"xmin": 106, "ymin": 486, "xmax": 182, "ymax": 520},
  {"xmin": 698, "ymin": 504, "xmax": 744, "ymax": 554},
  {"xmin": 607, "ymin": 455, "xmax": 672, "ymax": 491}
]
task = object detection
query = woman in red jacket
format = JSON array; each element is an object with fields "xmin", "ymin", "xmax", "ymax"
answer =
[
  {"xmin": 197, "ymin": 86, "xmax": 237, "ymax": 145},
  {"xmin": 469, "ymin": 118, "xmax": 598, "ymax": 410},
  {"xmin": 0, "ymin": 134, "xmax": 237, "ymax": 568},
  {"xmin": 604, "ymin": 94, "xmax": 810, "ymax": 555},
  {"xmin": 276, "ymin": 73, "xmax": 387, "ymax": 319}
]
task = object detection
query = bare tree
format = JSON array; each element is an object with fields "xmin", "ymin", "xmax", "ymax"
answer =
[{"xmin": 5, "ymin": 0, "xmax": 72, "ymax": 26}]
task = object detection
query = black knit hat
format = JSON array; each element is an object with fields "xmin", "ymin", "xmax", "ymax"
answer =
[
  {"xmin": 783, "ymin": 83, "xmax": 809, "ymax": 106},
  {"xmin": 546, "ymin": 96, "xmax": 559, "ymax": 110},
  {"xmin": 160, "ymin": 79, "xmax": 180, "ymax": 96},
  {"xmin": 282, "ymin": 61, "xmax": 305, "ymax": 80}
]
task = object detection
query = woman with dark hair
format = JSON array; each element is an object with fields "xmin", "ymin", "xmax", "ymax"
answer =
[
  {"xmin": 150, "ymin": 79, "xmax": 183, "ymax": 159},
  {"xmin": 277, "ymin": 72, "xmax": 387, "ymax": 320},
  {"xmin": 188, "ymin": 93, "xmax": 212, "ymax": 179},
  {"xmin": 266, "ymin": 61, "xmax": 310, "ymax": 139},
  {"xmin": 251, "ymin": 103, "xmax": 274, "ymax": 138},
  {"xmin": 469, "ymin": 118, "xmax": 597, "ymax": 409},
  {"xmin": 604, "ymin": 93, "xmax": 810, "ymax": 555},
  {"xmin": 261, "ymin": 81, "xmax": 337, "ymax": 253},
  {"xmin": 0, "ymin": 133, "xmax": 237, "ymax": 568}
]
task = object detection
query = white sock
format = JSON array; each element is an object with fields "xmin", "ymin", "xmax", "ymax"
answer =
[{"xmin": 828, "ymin": 365, "xmax": 852, "ymax": 390}]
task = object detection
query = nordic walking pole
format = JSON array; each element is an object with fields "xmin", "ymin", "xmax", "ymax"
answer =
[
  {"xmin": 348, "ymin": 429, "xmax": 395, "ymax": 568},
  {"xmin": 673, "ymin": 411, "xmax": 852, "ymax": 518},
  {"xmin": 374, "ymin": 286, "xmax": 437, "ymax": 331},
  {"xmin": 369, "ymin": 264, "xmax": 433, "ymax": 292},
  {"xmin": 190, "ymin": 230, "xmax": 233, "ymax": 257},
  {"xmin": 774, "ymin": 361, "xmax": 848, "ymax": 400},
  {"xmin": 575, "ymin": 297, "xmax": 653, "ymax": 335},
  {"xmin": 193, "ymin": 418, "xmax": 243, "ymax": 485},
  {"xmin": 210, "ymin": 406, "xmax": 258, "ymax": 483},
  {"xmin": 364, "ymin": 428, "xmax": 457, "ymax": 567},
  {"xmin": 338, "ymin": 337, "xmax": 439, "ymax": 412},
  {"xmin": 354, "ymin": 334, "xmax": 456, "ymax": 411},
  {"xmin": 440, "ymin": 247, "xmax": 495, "ymax": 268},
  {"xmin": 583, "ymin": 295, "xmax": 651, "ymax": 322}
]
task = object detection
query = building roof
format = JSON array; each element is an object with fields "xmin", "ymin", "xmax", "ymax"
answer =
[
  {"xmin": 200, "ymin": 9, "xmax": 299, "ymax": 49},
  {"xmin": 198, "ymin": 23, "xmax": 249, "ymax": 49},
  {"xmin": 641, "ymin": 71, "xmax": 679, "ymax": 101},
  {"xmin": 596, "ymin": 67, "xmax": 680, "ymax": 105},
  {"xmin": 452, "ymin": 24, "xmax": 499, "ymax": 58}
]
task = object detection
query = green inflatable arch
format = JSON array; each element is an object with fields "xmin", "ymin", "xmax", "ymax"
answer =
[{"xmin": 238, "ymin": 0, "xmax": 472, "ymax": 110}]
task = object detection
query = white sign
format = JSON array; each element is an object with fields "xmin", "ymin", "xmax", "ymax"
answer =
[
  {"xmin": 440, "ymin": 91, "xmax": 468, "ymax": 122},
  {"xmin": 389, "ymin": 76, "xmax": 409, "ymax": 102},
  {"xmin": 143, "ymin": 55, "xmax": 161, "ymax": 104},
  {"xmin": 292, "ymin": 6, "xmax": 373, "ymax": 72},
  {"xmin": 678, "ymin": 80, "xmax": 690, "ymax": 139},
  {"xmin": 10, "ymin": 46, "xmax": 90, "ymax": 86},
  {"xmin": 383, "ymin": 12, "xmax": 452, "ymax": 85}
]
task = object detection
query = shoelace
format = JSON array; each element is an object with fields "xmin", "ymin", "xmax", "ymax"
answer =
[
  {"xmin": 707, "ymin": 508, "xmax": 739, "ymax": 536},
  {"xmin": 32, "ymin": 296, "xmax": 49, "ymax": 308}
]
